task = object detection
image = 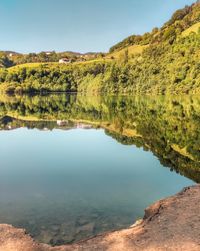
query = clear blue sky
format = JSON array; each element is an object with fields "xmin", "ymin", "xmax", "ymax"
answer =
[{"xmin": 0, "ymin": 0, "xmax": 196, "ymax": 53}]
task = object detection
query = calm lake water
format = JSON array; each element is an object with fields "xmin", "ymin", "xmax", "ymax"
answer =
[{"xmin": 0, "ymin": 94, "xmax": 199, "ymax": 245}]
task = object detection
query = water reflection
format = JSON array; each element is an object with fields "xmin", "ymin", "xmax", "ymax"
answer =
[
  {"xmin": 0, "ymin": 94, "xmax": 198, "ymax": 245},
  {"xmin": 1, "ymin": 94, "xmax": 200, "ymax": 182}
]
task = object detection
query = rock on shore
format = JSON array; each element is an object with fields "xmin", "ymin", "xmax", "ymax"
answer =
[{"xmin": 0, "ymin": 185, "xmax": 200, "ymax": 251}]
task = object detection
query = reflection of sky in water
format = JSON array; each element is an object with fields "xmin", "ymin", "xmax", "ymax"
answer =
[{"xmin": 0, "ymin": 128, "xmax": 194, "ymax": 244}]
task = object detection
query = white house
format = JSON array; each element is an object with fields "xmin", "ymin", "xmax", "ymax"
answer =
[
  {"xmin": 59, "ymin": 58, "xmax": 71, "ymax": 64},
  {"xmin": 57, "ymin": 120, "xmax": 67, "ymax": 126}
]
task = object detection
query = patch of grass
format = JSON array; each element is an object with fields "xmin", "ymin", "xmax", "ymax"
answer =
[
  {"xmin": 182, "ymin": 22, "xmax": 200, "ymax": 37},
  {"xmin": 73, "ymin": 58, "xmax": 111, "ymax": 65},
  {"xmin": 107, "ymin": 44, "xmax": 148, "ymax": 59},
  {"xmin": 8, "ymin": 62, "xmax": 57, "ymax": 72}
]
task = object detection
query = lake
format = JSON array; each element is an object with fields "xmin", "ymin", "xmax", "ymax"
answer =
[{"xmin": 0, "ymin": 94, "xmax": 199, "ymax": 245}]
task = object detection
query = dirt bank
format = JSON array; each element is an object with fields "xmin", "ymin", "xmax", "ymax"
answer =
[{"xmin": 0, "ymin": 185, "xmax": 200, "ymax": 251}]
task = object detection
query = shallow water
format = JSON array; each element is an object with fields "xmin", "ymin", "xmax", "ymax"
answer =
[{"xmin": 0, "ymin": 95, "xmax": 198, "ymax": 245}]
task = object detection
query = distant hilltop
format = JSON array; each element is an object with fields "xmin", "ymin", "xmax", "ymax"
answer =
[{"xmin": 0, "ymin": 50, "xmax": 104, "ymax": 67}]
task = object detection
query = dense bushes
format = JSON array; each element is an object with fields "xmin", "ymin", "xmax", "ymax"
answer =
[{"xmin": 0, "ymin": 63, "xmax": 109, "ymax": 93}]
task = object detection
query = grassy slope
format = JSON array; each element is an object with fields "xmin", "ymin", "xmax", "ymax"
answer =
[
  {"xmin": 182, "ymin": 22, "xmax": 200, "ymax": 37},
  {"xmin": 8, "ymin": 44, "xmax": 147, "ymax": 71},
  {"xmin": 8, "ymin": 58, "xmax": 111, "ymax": 72},
  {"xmin": 107, "ymin": 44, "xmax": 148, "ymax": 59},
  {"xmin": 8, "ymin": 62, "xmax": 56, "ymax": 71}
]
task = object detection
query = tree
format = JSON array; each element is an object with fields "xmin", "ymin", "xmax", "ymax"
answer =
[
  {"xmin": 0, "ymin": 53, "xmax": 14, "ymax": 68},
  {"xmin": 119, "ymin": 49, "xmax": 129, "ymax": 64}
]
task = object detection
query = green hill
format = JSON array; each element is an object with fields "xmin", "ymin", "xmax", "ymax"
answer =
[
  {"xmin": 109, "ymin": 2, "xmax": 200, "ymax": 53},
  {"xmin": 0, "ymin": 1, "xmax": 200, "ymax": 94}
]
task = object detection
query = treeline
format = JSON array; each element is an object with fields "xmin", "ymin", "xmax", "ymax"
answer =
[{"xmin": 0, "ymin": 62, "xmax": 108, "ymax": 93}]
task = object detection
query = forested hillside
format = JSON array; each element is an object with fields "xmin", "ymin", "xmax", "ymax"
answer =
[{"xmin": 0, "ymin": 1, "xmax": 200, "ymax": 94}]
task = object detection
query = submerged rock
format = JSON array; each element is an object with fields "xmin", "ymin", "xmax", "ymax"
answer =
[
  {"xmin": 75, "ymin": 222, "xmax": 95, "ymax": 234},
  {"xmin": 0, "ymin": 185, "xmax": 200, "ymax": 251}
]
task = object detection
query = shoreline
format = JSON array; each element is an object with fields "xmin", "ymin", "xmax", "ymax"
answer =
[{"xmin": 0, "ymin": 185, "xmax": 200, "ymax": 251}]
